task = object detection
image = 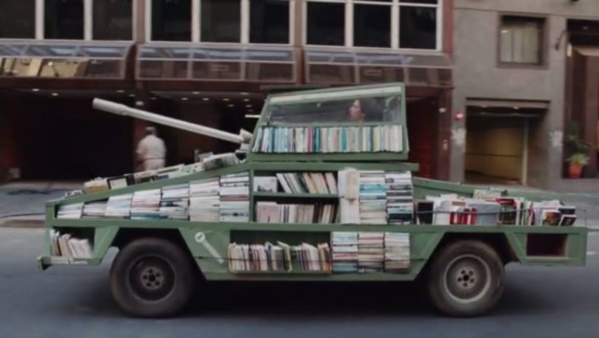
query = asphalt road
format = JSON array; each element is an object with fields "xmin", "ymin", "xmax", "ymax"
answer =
[{"xmin": 2, "ymin": 228, "xmax": 599, "ymax": 338}]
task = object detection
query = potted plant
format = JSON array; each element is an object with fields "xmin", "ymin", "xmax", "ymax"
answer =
[
  {"xmin": 566, "ymin": 153, "xmax": 589, "ymax": 178},
  {"xmin": 565, "ymin": 122, "xmax": 591, "ymax": 179}
]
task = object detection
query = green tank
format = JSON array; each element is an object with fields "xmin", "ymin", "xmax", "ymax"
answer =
[{"xmin": 37, "ymin": 83, "xmax": 589, "ymax": 319}]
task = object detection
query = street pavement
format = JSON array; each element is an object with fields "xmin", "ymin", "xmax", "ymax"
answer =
[{"xmin": 1, "ymin": 227, "xmax": 599, "ymax": 338}]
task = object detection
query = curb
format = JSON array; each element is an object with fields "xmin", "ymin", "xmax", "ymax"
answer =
[{"xmin": 0, "ymin": 218, "xmax": 45, "ymax": 229}]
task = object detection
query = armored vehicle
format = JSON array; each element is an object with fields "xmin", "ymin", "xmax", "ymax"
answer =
[{"xmin": 38, "ymin": 83, "xmax": 589, "ymax": 318}]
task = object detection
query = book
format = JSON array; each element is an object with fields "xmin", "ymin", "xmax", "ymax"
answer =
[{"xmin": 252, "ymin": 125, "xmax": 404, "ymax": 154}]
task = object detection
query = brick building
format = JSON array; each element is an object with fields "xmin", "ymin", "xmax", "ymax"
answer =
[{"xmin": 0, "ymin": 0, "xmax": 453, "ymax": 181}]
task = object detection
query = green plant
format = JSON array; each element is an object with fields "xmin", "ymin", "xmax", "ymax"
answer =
[
  {"xmin": 566, "ymin": 153, "xmax": 589, "ymax": 166},
  {"xmin": 566, "ymin": 122, "xmax": 591, "ymax": 155}
]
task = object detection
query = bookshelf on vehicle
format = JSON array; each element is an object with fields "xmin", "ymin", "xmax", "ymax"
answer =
[
  {"xmin": 247, "ymin": 83, "xmax": 410, "ymax": 163},
  {"xmin": 39, "ymin": 82, "xmax": 590, "ymax": 318}
]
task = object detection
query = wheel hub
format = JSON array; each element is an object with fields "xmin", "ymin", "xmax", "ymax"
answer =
[
  {"xmin": 128, "ymin": 255, "xmax": 176, "ymax": 301},
  {"xmin": 443, "ymin": 254, "xmax": 492, "ymax": 304},
  {"xmin": 140, "ymin": 267, "xmax": 165, "ymax": 290}
]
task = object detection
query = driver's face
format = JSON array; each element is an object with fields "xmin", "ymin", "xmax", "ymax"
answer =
[{"xmin": 348, "ymin": 100, "xmax": 364, "ymax": 121}]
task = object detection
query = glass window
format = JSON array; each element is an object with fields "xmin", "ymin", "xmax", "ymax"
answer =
[
  {"xmin": 45, "ymin": 0, "xmax": 84, "ymax": 40},
  {"xmin": 306, "ymin": 1, "xmax": 345, "ymax": 46},
  {"xmin": 201, "ymin": 0, "xmax": 241, "ymax": 43},
  {"xmin": 250, "ymin": 0, "xmax": 290, "ymax": 44},
  {"xmin": 267, "ymin": 94, "xmax": 402, "ymax": 124},
  {"xmin": 0, "ymin": 0, "xmax": 35, "ymax": 39},
  {"xmin": 151, "ymin": 0, "xmax": 192, "ymax": 41},
  {"xmin": 93, "ymin": 0, "xmax": 133, "ymax": 40},
  {"xmin": 499, "ymin": 16, "xmax": 544, "ymax": 65},
  {"xmin": 354, "ymin": 3, "xmax": 391, "ymax": 48},
  {"xmin": 399, "ymin": 6, "xmax": 437, "ymax": 49},
  {"xmin": 305, "ymin": 0, "xmax": 440, "ymax": 50}
]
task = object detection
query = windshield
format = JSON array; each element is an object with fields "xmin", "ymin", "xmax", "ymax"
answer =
[{"xmin": 264, "ymin": 93, "xmax": 402, "ymax": 124}]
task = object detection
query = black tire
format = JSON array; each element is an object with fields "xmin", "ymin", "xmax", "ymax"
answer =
[
  {"xmin": 427, "ymin": 240, "xmax": 504, "ymax": 317},
  {"xmin": 110, "ymin": 237, "xmax": 195, "ymax": 318}
]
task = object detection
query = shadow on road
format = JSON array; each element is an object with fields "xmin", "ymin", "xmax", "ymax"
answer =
[{"xmin": 62, "ymin": 271, "xmax": 549, "ymax": 320}]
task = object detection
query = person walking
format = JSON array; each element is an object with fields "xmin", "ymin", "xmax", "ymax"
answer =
[{"xmin": 136, "ymin": 126, "xmax": 166, "ymax": 171}]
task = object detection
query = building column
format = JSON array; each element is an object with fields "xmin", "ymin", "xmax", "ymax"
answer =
[{"xmin": 436, "ymin": 88, "xmax": 452, "ymax": 180}]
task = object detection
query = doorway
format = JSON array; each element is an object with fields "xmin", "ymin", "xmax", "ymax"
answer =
[{"xmin": 464, "ymin": 107, "xmax": 534, "ymax": 185}]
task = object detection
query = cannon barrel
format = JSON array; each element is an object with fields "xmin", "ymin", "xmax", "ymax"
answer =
[{"xmin": 92, "ymin": 98, "xmax": 244, "ymax": 144}]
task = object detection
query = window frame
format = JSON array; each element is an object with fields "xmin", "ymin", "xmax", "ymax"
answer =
[
  {"xmin": 146, "ymin": 0, "xmax": 295, "ymax": 46},
  {"xmin": 496, "ymin": 13, "xmax": 549, "ymax": 69},
  {"xmin": 302, "ymin": 0, "xmax": 442, "ymax": 52},
  {"xmin": 0, "ymin": 0, "xmax": 136, "ymax": 42}
]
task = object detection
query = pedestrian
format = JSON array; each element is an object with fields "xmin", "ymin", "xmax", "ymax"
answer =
[{"xmin": 136, "ymin": 126, "xmax": 166, "ymax": 171}]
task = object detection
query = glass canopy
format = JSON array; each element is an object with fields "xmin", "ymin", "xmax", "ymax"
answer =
[
  {"xmin": 137, "ymin": 43, "xmax": 297, "ymax": 82},
  {"xmin": 0, "ymin": 40, "xmax": 132, "ymax": 79},
  {"xmin": 304, "ymin": 48, "xmax": 453, "ymax": 87}
]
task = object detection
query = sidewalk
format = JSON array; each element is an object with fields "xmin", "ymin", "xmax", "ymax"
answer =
[{"xmin": 0, "ymin": 181, "xmax": 82, "ymax": 228}]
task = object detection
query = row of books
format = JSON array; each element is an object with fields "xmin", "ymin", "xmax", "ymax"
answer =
[
  {"xmin": 82, "ymin": 163, "xmax": 202, "ymax": 194},
  {"xmin": 252, "ymin": 125, "xmax": 404, "ymax": 154},
  {"xmin": 414, "ymin": 192, "xmax": 578, "ymax": 226},
  {"xmin": 228, "ymin": 241, "xmax": 332, "ymax": 272},
  {"xmin": 331, "ymin": 231, "xmax": 410, "ymax": 273},
  {"xmin": 57, "ymin": 172, "xmax": 250, "ymax": 223},
  {"xmin": 78, "ymin": 150, "xmax": 246, "ymax": 196},
  {"xmin": 253, "ymin": 172, "xmax": 338, "ymax": 195},
  {"xmin": 50, "ymin": 229, "xmax": 94, "ymax": 258},
  {"xmin": 255, "ymin": 202, "xmax": 339, "ymax": 224}
]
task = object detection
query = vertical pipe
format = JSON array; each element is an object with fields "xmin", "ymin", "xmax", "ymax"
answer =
[{"xmin": 522, "ymin": 118, "xmax": 529, "ymax": 186}]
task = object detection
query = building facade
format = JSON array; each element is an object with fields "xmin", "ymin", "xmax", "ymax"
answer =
[
  {"xmin": 451, "ymin": 0, "xmax": 599, "ymax": 190},
  {"xmin": 0, "ymin": 0, "xmax": 453, "ymax": 182}
]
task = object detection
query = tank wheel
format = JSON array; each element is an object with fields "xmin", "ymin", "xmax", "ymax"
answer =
[
  {"xmin": 427, "ymin": 240, "xmax": 504, "ymax": 317},
  {"xmin": 110, "ymin": 237, "xmax": 195, "ymax": 318}
]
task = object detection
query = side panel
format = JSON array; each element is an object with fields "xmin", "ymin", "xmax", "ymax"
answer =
[
  {"xmin": 179, "ymin": 227, "xmax": 230, "ymax": 274},
  {"xmin": 505, "ymin": 229, "xmax": 588, "ymax": 266}
]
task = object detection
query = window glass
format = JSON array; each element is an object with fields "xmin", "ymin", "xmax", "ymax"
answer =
[
  {"xmin": 306, "ymin": 1, "xmax": 345, "ymax": 46},
  {"xmin": 45, "ymin": 0, "xmax": 84, "ymax": 40},
  {"xmin": 500, "ymin": 16, "xmax": 544, "ymax": 64},
  {"xmin": 266, "ymin": 94, "xmax": 402, "ymax": 124},
  {"xmin": 399, "ymin": 6, "xmax": 437, "ymax": 49},
  {"xmin": 250, "ymin": 0, "xmax": 290, "ymax": 44},
  {"xmin": 0, "ymin": 0, "xmax": 35, "ymax": 39},
  {"xmin": 93, "ymin": 0, "xmax": 133, "ymax": 40},
  {"xmin": 354, "ymin": 3, "xmax": 391, "ymax": 48},
  {"xmin": 201, "ymin": 0, "xmax": 241, "ymax": 43},
  {"xmin": 151, "ymin": 0, "xmax": 192, "ymax": 41}
]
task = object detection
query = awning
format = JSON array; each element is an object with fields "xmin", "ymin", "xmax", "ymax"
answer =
[
  {"xmin": 304, "ymin": 47, "xmax": 453, "ymax": 87},
  {"xmin": 136, "ymin": 43, "xmax": 297, "ymax": 83},
  {"xmin": 0, "ymin": 40, "xmax": 133, "ymax": 79},
  {"xmin": 574, "ymin": 46, "xmax": 599, "ymax": 57},
  {"xmin": 467, "ymin": 98, "xmax": 549, "ymax": 109}
]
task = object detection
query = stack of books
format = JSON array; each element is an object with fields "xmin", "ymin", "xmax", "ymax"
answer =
[
  {"xmin": 130, "ymin": 189, "xmax": 162, "ymax": 220},
  {"xmin": 384, "ymin": 232, "xmax": 410, "ymax": 271},
  {"xmin": 159, "ymin": 184, "xmax": 190, "ymax": 220},
  {"xmin": 82, "ymin": 201, "xmax": 107, "ymax": 218},
  {"xmin": 56, "ymin": 203, "xmax": 84, "ymax": 219},
  {"xmin": 228, "ymin": 241, "xmax": 331, "ymax": 272},
  {"xmin": 331, "ymin": 232, "xmax": 359, "ymax": 273},
  {"xmin": 219, "ymin": 173, "xmax": 250, "ymax": 223},
  {"xmin": 357, "ymin": 232, "xmax": 385, "ymax": 273},
  {"xmin": 385, "ymin": 171, "xmax": 414, "ymax": 225},
  {"xmin": 255, "ymin": 202, "xmax": 338, "ymax": 224},
  {"xmin": 358, "ymin": 170, "xmax": 387, "ymax": 224},
  {"xmin": 189, "ymin": 178, "xmax": 220, "ymax": 222},
  {"xmin": 105, "ymin": 194, "xmax": 133, "ymax": 218},
  {"xmin": 50, "ymin": 229, "xmax": 94, "ymax": 258}
]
